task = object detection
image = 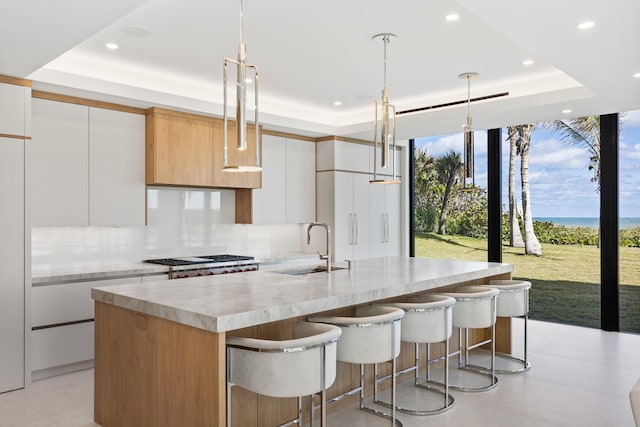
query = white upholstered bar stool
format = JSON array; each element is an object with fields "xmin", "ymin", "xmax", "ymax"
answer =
[
  {"xmin": 226, "ymin": 322, "xmax": 342, "ymax": 427},
  {"xmin": 309, "ymin": 306, "xmax": 405, "ymax": 427},
  {"xmin": 375, "ymin": 295, "xmax": 456, "ymax": 415},
  {"xmin": 437, "ymin": 286, "xmax": 499, "ymax": 392},
  {"xmin": 481, "ymin": 279, "xmax": 532, "ymax": 373}
]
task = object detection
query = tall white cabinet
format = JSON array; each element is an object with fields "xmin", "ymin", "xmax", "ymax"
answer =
[
  {"xmin": 0, "ymin": 79, "xmax": 30, "ymax": 393},
  {"xmin": 316, "ymin": 139, "xmax": 403, "ymax": 262}
]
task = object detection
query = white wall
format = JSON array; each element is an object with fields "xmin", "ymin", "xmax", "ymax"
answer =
[{"xmin": 32, "ymin": 187, "xmax": 311, "ymax": 268}]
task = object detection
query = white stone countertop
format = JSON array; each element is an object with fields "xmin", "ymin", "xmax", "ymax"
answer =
[
  {"xmin": 32, "ymin": 262, "xmax": 170, "ymax": 285},
  {"xmin": 32, "ymin": 253, "xmax": 320, "ymax": 285},
  {"xmin": 92, "ymin": 257, "xmax": 512, "ymax": 333}
]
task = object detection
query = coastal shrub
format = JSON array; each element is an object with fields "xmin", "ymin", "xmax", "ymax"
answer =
[
  {"xmin": 620, "ymin": 226, "xmax": 640, "ymax": 248},
  {"xmin": 533, "ymin": 221, "xmax": 599, "ymax": 245}
]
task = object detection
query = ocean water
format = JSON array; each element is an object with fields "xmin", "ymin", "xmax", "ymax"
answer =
[{"xmin": 534, "ymin": 217, "xmax": 640, "ymax": 229}]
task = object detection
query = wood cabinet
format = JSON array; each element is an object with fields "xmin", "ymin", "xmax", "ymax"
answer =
[
  {"xmin": 31, "ymin": 98, "xmax": 145, "ymax": 226},
  {"xmin": 240, "ymin": 134, "xmax": 315, "ymax": 224},
  {"xmin": 146, "ymin": 108, "xmax": 261, "ymax": 189}
]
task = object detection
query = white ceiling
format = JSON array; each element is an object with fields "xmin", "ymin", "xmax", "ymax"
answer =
[{"xmin": 3, "ymin": 0, "xmax": 640, "ymax": 139}]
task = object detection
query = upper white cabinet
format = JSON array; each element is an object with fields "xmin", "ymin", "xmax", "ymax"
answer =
[
  {"xmin": 249, "ymin": 134, "xmax": 315, "ymax": 224},
  {"xmin": 252, "ymin": 134, "xmax": 286, "ymax": 224},
  {"xmin": 0, "ymin": 136, "xmax": 26, "ymax": 393},
  {"xmin": 32, "ymin": 99, "xmax": 89, "ymax": 226},
  {"xmin": 31, "ymin": 98, "xmax": 145, "ymax": 226},
  {"xmin": 317, "ymin": 139, "xmax": 371, "ymax": 173},
  {"xmin": 89, "ymin": 108, "xmax": 145, "ymax": 226},
  {"xmin": 0, "ymin": 82, "xmax": 30, "ymax": 137},
  {"xmin": 285, "ymin": 137, "xmax": 316, "ymax": 223}
]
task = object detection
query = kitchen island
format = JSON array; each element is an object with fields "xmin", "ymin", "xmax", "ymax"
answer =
[{"xmin": 92, "ymin": 256, "xmax": 512, "ymax": 427}]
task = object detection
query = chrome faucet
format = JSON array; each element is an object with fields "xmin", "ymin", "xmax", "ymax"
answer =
[{"xmin": 307, "ymin": 222, "xmax": 331, "ymax": 272}]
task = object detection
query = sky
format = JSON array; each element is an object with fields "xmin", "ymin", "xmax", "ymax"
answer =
[{"xmin": 414, "ymin": 110, "xmax": 640, "ymax": 218}]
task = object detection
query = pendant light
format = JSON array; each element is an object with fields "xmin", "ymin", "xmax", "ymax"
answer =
[
  {"xmin": 370, "ymin": 33, "xmax": 400, "ymax": 185},
  {"xmin": 458, "ymin": 72, "xmax": 478, "ymax": 187},
  {"xmin": 223, "ymin": 0, "xmax": 261, "ymax": 172}
]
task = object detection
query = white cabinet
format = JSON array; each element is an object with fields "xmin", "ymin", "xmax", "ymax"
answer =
[
  {"xmin": 31, "ymin": 99, "xmax": 89, "ymax": 226},
  {"xmin": 0, "ymin": 83, "xmax": 30, "ymax": 136},
  {"xmin": 31, "ymin": 98, "xmax": 145, "ymax": 226},
  {"xmin": 251, "ymin": 134, "xmax": 315, "ymax": 224},
  {"xmin": 370, "ymin": 183, "xmax": 402, "ymax": 257},
  {"xmin": 317, "ymin": 139, "xmax": 371, "ymax": 173},
  {"xmin": 252, "ymin": 134, "xmax": 286, "ymax": 224},
  {"xmin": 31, "ymin": 276, "xmax": 140, "ymax": 376},
  {"xmin": 0, "ymin": 137, "xmax": 26, "ymax": 393},
  {"xmin": 89, "ymin": 108, "xmax": 146, "ymax": 226},
  {"xmin": 286, "ymin": 137, "xmax": 316, "ymax": 223},
  {"xmin": 317, "ymin": 171, "xmax": 370, "ymax": 261}
]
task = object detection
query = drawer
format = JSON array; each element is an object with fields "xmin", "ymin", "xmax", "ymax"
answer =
[
  {"xmin": 32, "ymin": 277, "xmax": 140, "ymax": 327},
  {"xmin": 31, "ymin": 322, "xmax": 94, "ymax": 371},
  {"xmin": 141, "ymin": 273, "xmax": 169, "ymax": 283}
]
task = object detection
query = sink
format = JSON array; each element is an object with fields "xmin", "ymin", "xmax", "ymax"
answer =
[{"xmin": 275, "ymin": 266, "xmax": 347, "ymax": 275}]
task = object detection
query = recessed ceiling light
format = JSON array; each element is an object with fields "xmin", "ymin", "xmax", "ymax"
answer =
[
  {"xmin": 633, "ymin": 72, "xmax": 640, "ymax": 78},
  {"xmin": 105, "ymin": 42, "xmax": 119, "ymax": 50},
  {"xmin": 121, "ymin": 27, "xmax": 151, "ymax": 38},
  {"xmin": 445, "ymin": 14, "xmax": 459, "ymax": 21},
  {"xmin": 562, "ymin": 109, "xmax": 572, "ymax": 114},
  {"xmin": 577, "ymin": 21, "xmax": 594, "ymax": 30},
  {"xmin": 522, "ymin": 59, "xmax": 534, "ymax": 66},
  {"xmin": 333, "ymin": 101, "xmax": 342, "ymax": 107}
]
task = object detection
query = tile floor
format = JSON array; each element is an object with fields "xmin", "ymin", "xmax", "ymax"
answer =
[{"xmin": 1, "ymin": 320, "xmax": 639, "ymax": 427}]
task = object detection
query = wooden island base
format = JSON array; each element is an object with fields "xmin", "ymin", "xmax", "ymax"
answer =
[{"xmin": 94, "ymin": 272, "xmax": 510, "ymax": 427}]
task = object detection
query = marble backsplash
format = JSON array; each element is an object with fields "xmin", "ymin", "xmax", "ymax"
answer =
[{"xmin": 32, "ymin": 187, "xmax": 312, "ymax": 267}]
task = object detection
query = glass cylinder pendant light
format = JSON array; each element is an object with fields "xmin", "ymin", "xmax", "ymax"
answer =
[
  {"xmin": 458, "ymin": 72, "xmax": 478, "ymax": 186},
  {"xmin": 223, "ymin": 0, "xmax": 261, "ymax": 172},
  {"xmin": 370, "ymin": 33, "xmax": 400, "ymax": 185}
]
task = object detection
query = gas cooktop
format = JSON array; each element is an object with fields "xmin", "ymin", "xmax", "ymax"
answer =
[{"xmin": 144, "ymin": 254, "xmax": 254, "ymax": 267}]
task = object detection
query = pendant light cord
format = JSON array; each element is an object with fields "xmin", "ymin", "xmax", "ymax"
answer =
[
  {"xmin": 383, "ymin": 35, "xmax": 388, "ymax": 93},
  {"xmin": 466, "ymin": 75, "xmax": 471, "ymax": 121},
  {"xmin": 239, "ymin": 0, "xmax": 244, "ymax": 45}
]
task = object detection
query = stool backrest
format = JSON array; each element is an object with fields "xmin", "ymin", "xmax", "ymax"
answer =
[
  {"xmin": 441, "ymin": 286, "xmax": 499, "ymax": 329},
  {"xmin": 227, "ymin": 322, "xmax": 341, "ymax": 398},
  {"xmin": 489, "ymin": 280, "xmax": 532, "ymax": 317},
  {"xmin": 309, "ymin": 306, "xmax": 404, "ymax": 365},
  {"xmin": 385, "ymin": 295, "xmax": 455, "ymax": 343}
]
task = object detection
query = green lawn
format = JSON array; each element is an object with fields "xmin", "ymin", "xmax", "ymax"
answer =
[{"xmin": 415, "ymin": 232, "xmax": 640, "ymax": 332}]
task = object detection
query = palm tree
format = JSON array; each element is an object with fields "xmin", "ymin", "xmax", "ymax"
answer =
[
  {"xmin": 435, "ymin": 150, "xmax": 463, "ymax": 235},
  {"xmin": 544, "ymin": 116, "xmax": 601, "ymax": 190},
  {"xmin": 507, "ymin": 126, "xmax": 524, "ymax": 248},
  {"xmin": 515, "ymin": 124, "xmax": 542, "ymax": 256}
]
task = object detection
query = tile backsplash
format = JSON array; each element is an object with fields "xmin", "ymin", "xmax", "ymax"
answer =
[{"xmin": 32, "ymin": 187, "xmax": 311, "ymax": 267}]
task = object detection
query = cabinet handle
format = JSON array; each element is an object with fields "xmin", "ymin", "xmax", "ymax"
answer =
[
  {"xmin": 348, "ymin": 214, "xmax": 353, "ymax": 245},
  {"xmin": 354, "ymin": 214, "xmax": 358, "ymax": 245},
  {"xmin": 381, "ymin": 214, "xmax": 385, "ymax": 243},
  {"xmin": 386, "ymin": 213, "xmax": 390, "ymax": 243}
]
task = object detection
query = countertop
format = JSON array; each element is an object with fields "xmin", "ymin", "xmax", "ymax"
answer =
[
  {"xmin": 92, "ymin": 256, "xmax": 512, "ymax": 333},
  {"xmin": 32, "ymin": 253, "xmax": 320, "ymax": 285}
]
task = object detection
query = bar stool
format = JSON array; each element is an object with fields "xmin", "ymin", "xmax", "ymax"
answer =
[
  {"xmin": 630, "ymin": 377, "xmax": 640, "ymax": 427},
  {"xmin": 375, "ymin": 295, "xmax": 456, "ymax": 415},
  {"xmin": 481, "ymin": 279, "xmax": 532, "ymax": 373},
  {"xmin": 226, "ymin": 321, "xmax": 342, "ymax": 427},
  {"xmin": 309, "ymin": 306, "xmax": 405, "ymax": 427},
  {"xmin": 437, "ymin": 286, "xmax": 499, "ymax": 392}
]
